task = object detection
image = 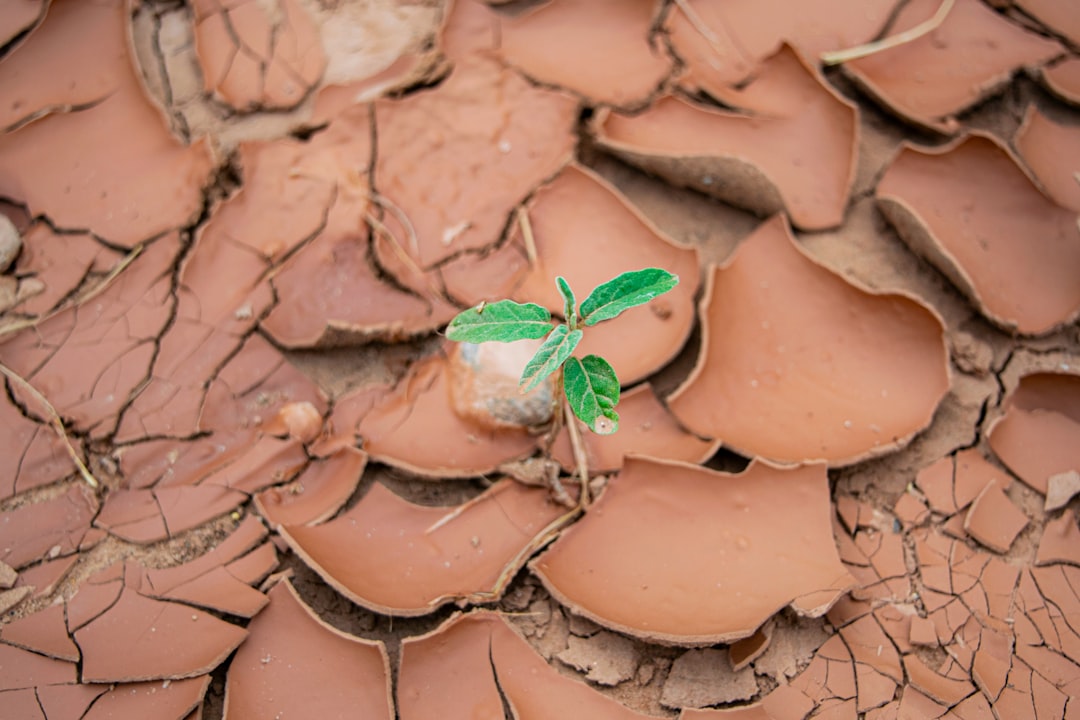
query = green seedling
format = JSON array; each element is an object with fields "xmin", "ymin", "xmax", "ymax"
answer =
[{"xmin": 446, "ymin": 268, "xmax": 679, "ymax": 435}]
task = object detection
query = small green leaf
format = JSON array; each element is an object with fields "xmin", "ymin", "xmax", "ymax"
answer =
[
  {"xmin": 579, "ymin": 268, "xmax": 679, "ymax": 326},
  {"xmin": 519, "ymin": 325, "xmax": 582, "ymax": 392},
  {"xmin": 556, "ymin": 276, "xmax": 577, "ymax": 327},
  {"xmin": 446, "ymin": 300, "xmax": 552, "ymax": 343},
  {"xmin": 563, "ymin": 355, "xmax": 620, "ymax": 434}
]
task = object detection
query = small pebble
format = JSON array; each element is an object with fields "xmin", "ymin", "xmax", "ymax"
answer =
[{"xmin": 0, "ymin": 215, "xmax": 20, "ymax": 273}]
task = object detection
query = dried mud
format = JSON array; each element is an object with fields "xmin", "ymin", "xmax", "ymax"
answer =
[{"xmin": 1, "ymin": 0, "xmax": 1080, "ymax": 718}]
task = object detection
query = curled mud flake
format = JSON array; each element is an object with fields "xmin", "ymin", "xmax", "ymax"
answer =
[
  {"xmin": 399, "ymin": 611, "xmax": 655, "ymax": 720},
  {"xmin": 3, "ymin": 237, "xmax": 178, "ymax": 440},
  {"xmin": 497, "ymin": 0, "xmax": 672, "ymax": 108},
  {"xmin": 988, "ymin": 372, "xmax": 1080, "ymax": 495},
  {"xmin": 595, "ymin": 46, "xmax": 858, "ymax": 231},
  {"xmin": 142, "ymin": 552, "xmax": 274, "ymax": 620},
  {"xmin": 666, "ymin": 0, "xmax": 895, "ymax": 92},
  {"xmin": 80, "ymin": 675, "xmax": 209, "ymax": 720},
  {"xmin": 877, "ymin": 133, "xmax": 1080, "ymax": 335},
  {"xmin": 511, "ymin": 165, "xmax": 700, "ymax": 385},
  {"xmin": 0, "ymin": 0, "xmax": 127, "ymax": 131},
  {"xmin": 963, "ymin": 480, "xmax": 1029, "ymax": 554},
  {"xmin": 75, "ymin": 586, "xmax": 247, "ymax": 683},
  {"xmin": 0, "ymin": 643, "xmax": 77, "ymax": 691},
  {"xmin": 356, "ymin": 351, "xmax": 537, "ymax": 477},
  {"xmin": 199, "ymin": 333, "xmax": 328, "ymax": 435},
  {"xmin": 95, "ymin": 484, "xmax": 247, "ymax": 544},
  {"xmin": 0, "ymin": 603, "xmax": 78, "ymax": 661},
  {"xmin": 1042, "ymin": 58, "xmax": 1080, "ymax": 105},
  {"xmin": 448, "ymin": 339, "xmax": 555, "ymax": 431},
  {"xmin": 1046, "ymin": 471, "xmax": 1080, "ymax": 513},
  {"xmin": 661, "ymin": 648, "xmax": 758, "ymax": 708},
  {"xmin": 548, "ymin": 383, "xmax": 718, "ymax": 474},
  {"xmin": 223, "ymin": 579, "xmax": 393, "ymax": 719},
  {"xmin": 312, "ymin": 384, "xmax": 391, "ymax": 457},
  {"xmin": 280, "ymin": 479, "xmax": 567, "ymax": 615},
  {"xmin": 371, "ymin": 56, "xmax": 577, "ymax": 272},
  {"xmin": 255, "ymin": 448, "xmax": 367, "ymax": 528},
  {"xmin": 532, "ymin": 457, "xmax": 854, "ymax": 645},
  {"xmin": 1015, "ymin": 107, "xmax": 1080, "ymax": 212},
  {"xmin": 1015, "ymin": 0, "xmax": 1080, "ymax": 45},
  {"xmin": 0, "ymin": 484, "xmax": 97, "ymax": 570},
  {"xmin": 668, "ymin": 214, "xmax": 949, "ymax": 466},
  {"xmin": 191, "ymin": 0, "xmax": 326, "ymax": 112},
  {"xmin": 842, "ymin": 0, "xmax": 1062, "ymax": 132}
]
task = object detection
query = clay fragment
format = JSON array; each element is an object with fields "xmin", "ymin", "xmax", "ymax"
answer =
[
  {"xmin": 1015, "ymin": 0, "xmax": 1080, "ymax": 45},
  {"xmin": 0, "ymin": 642, "xmax": 77, "ymax": 690},
  {"xmin": 497, "ymin": 0, "xmax": 672, "ymax": 108},
  {"xmin": 842, "ymin": 0, "xmax": 1062, "ymax": 132},
  {"xmin": 595, "ymin": 46, "xmax": 858, "ymax": 231},
  {"xmin": 0, "ymin": 484, "xmax": 98, "ymax": 570},
  {"xmin": 666, "ymin": 0, "xmax": 895, "ymax": 91},
  {"xmin": 82, "ymin": 676, "xmax": 210, "ymax": 720},
  {"xmin": 191, "ymin": 0, "xmax": 326, "ymax": 112},
  {"xmin": 0, "ymin": 392, "xmax": 73, "ymax": 501},
  {"xmin": 1043, "ymin": 58, "xmax": 1080, "ymax": 105},
  {"xmin": 398, "ymin": 611, "xmax": 656, "ymax": 719},
  {"xmin": 75, "ymin": 586, "xmax": 247, "ymax": 682},
  {"xmin": 281, "ymin": 479, "xmax": 568, "ymax": 615},
  {"xmin": 964, "ymin": 481, "xmax": 1029, "ymax": 553},
  {"xmin": 1037, "ymin": 509, "xmax": 1080, "ymax": 567},
  {"xmin": 556, "ymin": 631, "xmax": 638, "ymax": 686},
  {"xmin": 223, "ymin": 579, "xmax": 392, "ymax": 719},
  {"xmin": 0, "ymin": 602, "xmax": 79, "ymax": 661},
  {"xmin": 372, "ymin": 55, "xmax": 577, "ymax": 272},
  {"xmin": 256, "ymin": 448, "xmax": 366, "ymax": 528},
  {"xmin": 877, "ymin": 133, "xmax": 1080, "ymax": 335},
  {"xmin": 669, "ymin": 214, "xmax": 949, "ymax": 466},
  {"xmin": 508, "ymin": 165, "xmax": 701, "ymax": 385},
  {"xmin": 3, "ymin": 238, "xmax": 177, "ymax": 440},
  {"xmin": 548, "ymin": 384, "xmax": 718, "ymax": 473},
  {"xmin": 0, "ymin": 0, "xmax": 45, "ymax": 48},
  {"xmin": 1015, "ymin": 106, "xmax": 1080, "ymax": 212},
  {"xmin": 662, "ymin": 648, "xmax": 758, "ymax": 708},
  {"xmin": 356, "ymin": 350, "xmax": 537, "ymax": 477},
  {"xmin": 0, "ymin": 1, "xmax": 213, "ymax": 248},
  {"xmin": 988, "ymin": 372, "xmax": 1080, "ymax": 494},
  {"xmin": 533, "ymin": 457, "xmax": 854, "ymax": 644}
]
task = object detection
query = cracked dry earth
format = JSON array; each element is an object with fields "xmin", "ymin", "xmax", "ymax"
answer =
[{"xmin": 1, "ymin": 0, "xmax": 1080, "ymax": 718}]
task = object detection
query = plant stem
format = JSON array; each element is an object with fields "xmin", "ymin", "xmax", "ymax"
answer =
[{"xmin": 565, "ymin": 396, "xmax": 591, "ymax": 508}]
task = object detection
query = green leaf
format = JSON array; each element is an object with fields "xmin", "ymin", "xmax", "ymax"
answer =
[
  {"xmin": 563, "ymin": 355, "xmax": 620, "ymax": 434},
  {"xmin": 556, "ymin": 276, "xmax": 577, "ymax": 327},
  {"xmin": 579, "ymin": 268, "xmax": 679, "ymax": 326},
  {"xmin": 519, "ymin": 325, "xmax": 582, "ymax": 392},
  {"xmin": 446, "ymin": 300, "xmax": 552, "ymax": 343}
]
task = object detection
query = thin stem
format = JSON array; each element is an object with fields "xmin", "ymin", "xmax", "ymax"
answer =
[{"xmin": 564, "ymin": 396, "xmax": 591, "ymax": 509}]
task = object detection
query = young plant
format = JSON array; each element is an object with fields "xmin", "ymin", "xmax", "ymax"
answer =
[{"xmin": 445, "ymin": 268, "xmax": 679, "ymax": 434}]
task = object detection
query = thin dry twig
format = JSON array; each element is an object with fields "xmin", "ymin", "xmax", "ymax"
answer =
[
  {"xmin": 821, "ymin": 0, "xmax": 955, "ymax": 65},
  {"xmin": 0, "ymin": 362, "xmax": 99, "ymax": 490},
  {"xmin": 517, "ymin": 206, "xmax": 538, "ymax": 267},
  {"xmin": 367, "ymin": 193, "xmax": 420, "ymax": 257},
  {"xmin": 0, "ymin": 244, "xmax": 144, "ymax": 341}
]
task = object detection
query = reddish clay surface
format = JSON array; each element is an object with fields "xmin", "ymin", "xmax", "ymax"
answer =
[{"xmin": 1, "ymin": 1, "xmax": 1078, "ymax": 718}]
